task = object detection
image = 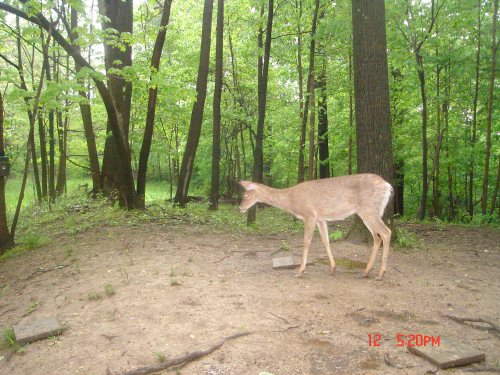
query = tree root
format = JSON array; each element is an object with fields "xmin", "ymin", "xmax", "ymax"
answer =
[
  {"xmin": 106, "ymin": 331, "xmax": 251, "ymax": 375},
  {"xmin": 442, "ymin": 314, "xmax": 500, "ymax": 334}
]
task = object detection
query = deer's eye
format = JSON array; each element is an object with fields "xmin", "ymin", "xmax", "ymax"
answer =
[{"xmin": 244, "ymin": 194, "xmax": 249, "ymax": 199}]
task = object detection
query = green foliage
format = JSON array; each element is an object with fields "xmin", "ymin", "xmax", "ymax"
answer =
[
  {"xmin": 394, "ymin": 228, "xmax": 421, "ymax": 249},
  {"xmin": 1, "ymin": 327, "xmax": 20, "ymax": 351}
]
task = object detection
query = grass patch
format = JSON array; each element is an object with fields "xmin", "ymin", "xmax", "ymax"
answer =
[
  {"xmin": 1, "ymin": 327, "xmax": 20, "ymax": 351},
  {"xmin": 394, "ymin": 227, "xmax": 421, "ymax": 249},
  {"xmin": 104, "ymin": 284, "xmax": 115, "ymax": 297},
  {"xmin": 87, "ymin": 291, "xmax": 102, "ymax": 301}
]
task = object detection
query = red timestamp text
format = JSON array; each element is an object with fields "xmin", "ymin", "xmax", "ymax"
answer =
[{"xmin": 368, "ymin": 333, "xmax": 441, "ymax": 347}]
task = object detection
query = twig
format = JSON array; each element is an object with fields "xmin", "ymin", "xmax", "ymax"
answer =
[
  {"xmin": 442, "ymin": 314, "xmax": 500, "ymax": 333},
  {"xmin": 107, "ymin": 331, "xmax": 251, "ymax": 375},
  {"xmin": 268, "ymin": 311, "xmax": 291, "ymax": 325},
  {"xmin": 15, "ymin": 264, "xmax": 70, "ymax": 285},
  {"xmin": 384, "ymin": 352, "xmax": 403, "ymax": 369},
  {"xmin": 213, "ymin": 252, "xmax": 232, "ymax": 264}
]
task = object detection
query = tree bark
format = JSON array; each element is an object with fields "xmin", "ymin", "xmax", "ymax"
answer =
[
  {"xmin": 209, "ymin": 0, "xmax": 224, "ymax": 210},
  {"xmin": 317, "ymin": 59, "xmax": 330, "ymax": 179},
  {"xmin": 98, "ymin": 0, "xmax": 134, "ymax": 206},
  {"xmin": 174, "ymin": 0, "xmax": 214, "ymax": 206},
  {"xmin": 136, "ymin": 0, "xmax": 173, "ymax": 209},
  {"xmin": 0, "ymin": 91, "xmax": 14, "ymax": 253},
  {"xmin": 296, "ymin": 0, "xmax": 306, "ymax": 183},
  {"xmin": 347, "ymin": 0, "xmax": 394, "ymax": 242},
  {"xmin": 247, "ymin": 0, "xmax": 274, "ymax": 224},
  {"xmin": 71, "ymin": 7, "xmax": 101, "ymax": 196}
]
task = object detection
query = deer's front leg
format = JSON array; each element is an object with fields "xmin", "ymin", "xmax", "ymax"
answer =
[{"xmin": 298, "ymin": 219, "xmax": 315, "ymax": 276}]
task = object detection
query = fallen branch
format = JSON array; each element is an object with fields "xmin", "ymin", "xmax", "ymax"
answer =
[
  {"xmin": 384, "ymin": 352, "xmax": 403, "ymax": 369},
  {"xmin": 442, "ymin": 314, "xmax": 500, "ymax": 333},
  {"xmin": 106, "ymin": 331, "xmax": 251, "ymax": 375}
]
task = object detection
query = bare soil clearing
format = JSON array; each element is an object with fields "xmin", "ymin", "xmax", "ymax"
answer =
[{"xmin": 0, "ymin": 222, "xmax": 499, "ymax": 375}]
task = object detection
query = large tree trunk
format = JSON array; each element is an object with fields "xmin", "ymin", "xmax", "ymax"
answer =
[
  {"xmin": 174, "ymin": 0, "xmax": 214, "ymax": 206},
  {"xmin": 98, "ymin": 0, "xmax": 135, "ymax": 207},
  {"xmin": 481, "ymin": 0, "xmax": 498, "ymax": 214},
  {"xmin": 347, "ymin": 0, "xmax": 394, "ymax": 242},
  {"xmin": 137, "ymin": 0, "xmax": 173, "ymax": 209},
  {"xmin": 247, "ymin": 0, "xmax": 274, "ymax": 224},
  {"xmin": 0, "ymin": 91, "xmax": 14, "ymax": 253},
  {"xmin": 209, "ymin": 0, "xmax": 224, "ymax": 210}
]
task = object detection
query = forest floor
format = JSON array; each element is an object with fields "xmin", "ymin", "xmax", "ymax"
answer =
[{"xmin": 0, "ymin": 218, "xmax": 499, "ymax": 375}]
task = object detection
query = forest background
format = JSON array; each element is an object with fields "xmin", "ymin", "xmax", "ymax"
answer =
[{"xmin": 0, "ymin": 0, "xmax": 498, "ymax": 252}]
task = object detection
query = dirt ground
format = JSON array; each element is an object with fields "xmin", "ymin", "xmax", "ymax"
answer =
[{"xmin": 0, "ymin": 221, "xmax": 499, "ymax": 375}]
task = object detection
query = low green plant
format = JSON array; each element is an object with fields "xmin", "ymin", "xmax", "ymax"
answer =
[
  {"xmin": 1, "ymin": 327, "xmax": 19, "ymax": 351},
  {"xmin": 394, "ymin": 228, "xmax": 420, "ymax": 249},
  {"xmin": 87, "ymin": 291, "xmax": 102, "ymax": 301},
  {"xmin": 329, "ymin": 230, "xmax": 344, "ymax": 241},
  {"xmin": 154, "ymin": 352, "xmax": 166, "ymax": 362},
  {"xmin": 104, "ymin": 284, "xmax": 115, "ymax": 297}
]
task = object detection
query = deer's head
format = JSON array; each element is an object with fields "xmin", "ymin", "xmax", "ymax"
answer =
[{"xmin": 239, "ymin": 181, "xmax": 260, "ymax": 213}]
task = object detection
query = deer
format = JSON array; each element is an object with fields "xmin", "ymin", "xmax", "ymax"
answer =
[{"xmin": 239, "ymin": 173, "xmax": 393, "ymax": 280}]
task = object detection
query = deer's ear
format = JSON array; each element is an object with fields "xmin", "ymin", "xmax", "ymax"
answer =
[{"xmin": 239, "ymin": 181, "xmax": 258, "ymax": 191}]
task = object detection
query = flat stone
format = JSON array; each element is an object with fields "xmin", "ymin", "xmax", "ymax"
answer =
[
  {"xmin": 272, "ymin": 256, "xmax": 313, "ymax": 270},
  {"xmin": 14, "ymin": 317, "xmax": 63, "ymax": 345}
]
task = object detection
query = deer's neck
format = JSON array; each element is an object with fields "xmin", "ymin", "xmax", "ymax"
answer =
[{"xmin": 258, "ymin": 186, "xmax": 291, "ymax": 212}]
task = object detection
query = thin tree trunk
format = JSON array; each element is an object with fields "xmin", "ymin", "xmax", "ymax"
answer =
[
  {"xmin": 481, "ymin": 0, "xmax": 498, "ymax": 214},
  {"xmin": 71, "ymin": 7, "xmax": 100, "ymax": 196},
  {"xmin": 247, "ymin": 0, "xmax": 274, "ymax": 224},
  {"xmin": 174, "ymin": 0, "xmax": 214, "ymax": 206},
  {"xmin": 209, "ymin": 0, "xmax": 224, "ymax": 210},
  {"xmin": 416, "ymin": 52, "xmax": 428, "ymax": 220},
  {"xmin": 56, "ymin": 111, "xmax": 67, "ymax": 195},
  {"xmin": 317, "ymin": 59, "xmax": 329, "ymax": 179},
  {"xmin": 38, "ymin": 115, "xmax": 48, "ymax": 198},
  {"xmin": 296, "ymin": 0, "xmax": 306, "ymax": 183},
  {"xmin": 136, "ymin": 0, "xmax": 173, "ymax": 209},
  {"xmin": 0, "ymin": 91, "xmax": 14, "ymax": 252}
]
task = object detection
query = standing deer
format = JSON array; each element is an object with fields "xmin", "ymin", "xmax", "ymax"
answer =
[{"xmin": 239, "ymin": 174, "xmax": 393, "ymax": 280}]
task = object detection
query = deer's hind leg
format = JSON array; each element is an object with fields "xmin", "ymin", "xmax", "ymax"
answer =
[
  {"xmin": 298, "ymin": 218, "xmax": 315, "ymax": 276},
  {"xmin": 358, "ymin": 214, "xmax": 391, "ymax": 279},
  {"xmin": 316, "ymin": 220, "xmax": 335, "ymax": 274}
]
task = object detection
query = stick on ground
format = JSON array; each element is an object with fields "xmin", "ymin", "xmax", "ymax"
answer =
[
  {"xmin": 442, "ymin": 314, "xmax": 500, "ymax": 333},
  {"xmin": 106, "ymin": 331, "xmax": 251, "ymax": 375}
]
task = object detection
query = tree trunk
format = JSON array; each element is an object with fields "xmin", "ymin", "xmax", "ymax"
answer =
[
  {"xmin": 210, "ymin": 0, "xmax": 224, "ymax": 210},
  {"xmin": 0, "ymin": 91, "xmax": 14, "ymax": 253},
  {"xmin": 71, "ymin": 7, "xmax": 101, "ymax": 197},
  {"xmin": 174, "ymin": 0, "xmax": 214, "ymax": 206},
  {"xmin": 247, "ymin": 0, "xmax": 274, "ymax": 224},
  {"xmin": 347, "ymin": 0, "xmax": 395, "ymax": 242},
  {"xmin": 56, "ymin": 111, "xmax": 67, "ymax": 195},
  {"xmin": 98, "ymin": 0, "xmax": 135, "ymax": 207},
  {"xmin": 481, "ymin": 0, "xmax": 498, "ymax": 214},
  {"xmin": 136, "ymin": 0, "xmax": 173, "ymax": 209},
  {"xmin": 296, "ymin": 0, "xmax": 306, "ymax": 183},
  {"xmin": 415, "ymin": 52, "xmax": 428, "ymax": 220},
  {"xmin": 317, "ymin": 60, "xmax": 330, "ymax": 179},
  {"xmin": 38, "ymin": 116, "xmax": 48, "ymax": 198}
]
